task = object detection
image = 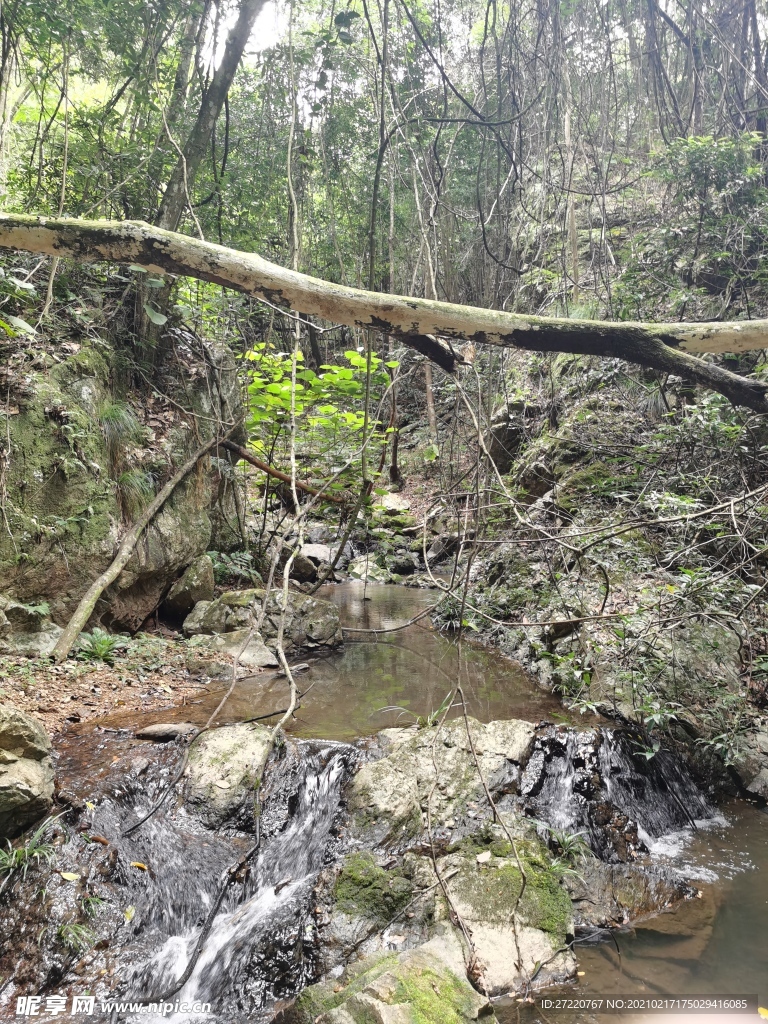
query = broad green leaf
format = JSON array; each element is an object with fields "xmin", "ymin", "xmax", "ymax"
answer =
[{"xmin": 143, "ymin": 304, "xmax": 167, "ymax": 326}]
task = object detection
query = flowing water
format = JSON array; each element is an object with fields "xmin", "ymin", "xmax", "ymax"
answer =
[
  {"xmin": 2, "ymin": 584, "xmax": 767, "ymax": 1023},
  {"xmin": 496, "ymin": 801, "xmax": 768, "ymax": 1024}
]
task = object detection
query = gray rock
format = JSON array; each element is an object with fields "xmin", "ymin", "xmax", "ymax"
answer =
[
  {"xmin": 186, "ymin": 629, "xmax": 278, "ymax": 678},
  {"xmin": 347, "ymin": 718, "xmax": 535, "ymax": 842},
  {"xmin": 163, "ymin": 554, "xmax": 215, "ymax": 616},
  {"xmin": 185, "ymin": 722, "xmax": 272, "ymax": 828},
  {"xmin": 0, "ymin": 705, "xmax": 51, "ymax": 759},
  {"xmin": 182, "ymin": 588, "xmax": 342, "ymax": 653},
  {"xmin": 0, "ymin": 599, "xmax": 48, "ymax": 634},
  {"xmin": 291, "ymin": 552, "xmax": 318, "ymax": 583},
  {"xmin": 0, "ymin": 623, "xmax": 63, "ymax": 657},
  {"xmin": 347, "ymin": 556, "xmax": 392, "ymax": 584},
  {"xmin": 301, "ymin": 543, "xmax": 333, "ymax": 564},
  {"xmin": 135, "ymin": 722, "xmax": 199, "ymax": 741},
  {"xmin": 0, "ymin": 706, "xmax": 54, "ymax": 840}
]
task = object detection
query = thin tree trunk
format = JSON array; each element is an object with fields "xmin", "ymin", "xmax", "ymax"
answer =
[
  {"xmin": 156, "ymin": 0, "xmax": 268, "ymax": 231},
  {"xmin": 52, "ymin": 430, "xmax": 234, "ymax": 662}
]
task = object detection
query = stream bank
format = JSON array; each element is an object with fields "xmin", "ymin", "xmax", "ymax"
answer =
[{"xmin": 2, "ymin": 584, "xmax": 765, "ymax": 1024}]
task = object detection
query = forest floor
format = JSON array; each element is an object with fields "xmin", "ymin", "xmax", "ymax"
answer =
[{"xmin": 0, "ymin": 631, "xmax": 206, "ymax": 732}]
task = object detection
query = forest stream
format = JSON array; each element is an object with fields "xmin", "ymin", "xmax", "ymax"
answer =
[{"xmin": 1, "ymin": 585, "xmax": 766, "ymax": 1023}]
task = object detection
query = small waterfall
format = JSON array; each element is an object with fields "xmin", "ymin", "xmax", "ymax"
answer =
[
  {"xmin": 129, "ymin": 748, "xmax": 348, "ymax": 1020},
  {"xmin": 521, "ymin": 727, "xmax": 715, "ymax": 861}
]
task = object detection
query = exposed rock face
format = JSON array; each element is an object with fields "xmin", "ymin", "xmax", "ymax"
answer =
[
  {"xmin": 331, "ymin": 717, "xmax": 710, "ymax": 1004},
  {"xmin": 162, "ymin": 553, "xmax": 215, "ymax": 617},
  {"xmin": 0, "ymin": 339, "xmax": 244, "ymax": 630},
  {"xmin": 347, "ymin": 718, "xmax": 536, "ymax": 843},
  {"xmin": 184, "ymin": 722, "xmax": 272, "ymax": 828},
  {"xmin": 182, "ymin": 587, "xmax": 343, "ymax": 653},
  {"xmin": 0, "ymin": 705, "xmax": 54, "ymax": 840}
]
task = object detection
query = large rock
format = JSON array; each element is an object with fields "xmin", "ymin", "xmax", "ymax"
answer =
[
  {"xmin": 0, "ymin": 339, "xmax": 244, "ymax": 631},
  {"xmin": 436, "ymin": 851, "xmax": 575, "ymax": 995},
  {"xmin": 0, "ymin": 596, "xmax": 63, "ymax": 656},
  {"xmin": 163, "ymin": 554, "xmax": 215, "ymax": 617},
  {"xmin": 182, "ymin": 587, "xmax": 343, "ymax": 653},
  {"xmin": 186, "ymin": 629, "xmax": 279, "ymax": 678},
  {"xmin": 347, "ymin": 718, "xmax": 535, "ymax": 843},
  {"xmin": 184, "ymin": 722, "xmax": 272, "ymax": 828},
  {"xmin": 0, "ymin": 706, "xmax": 54, "ymax": 840},
  {"xmin": 291, "ymin": 929, "xmax": 494, "ymax": 1023},
  {"xmin": 347, "ymin": 556, "xmax": 392, "ymax": 584}
]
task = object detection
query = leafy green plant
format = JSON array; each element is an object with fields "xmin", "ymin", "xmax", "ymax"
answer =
[
  {"xmin": 116, "ymin": 469, "xmax": 155, "ymax": 516},
  {"xmin": 98, "ymin": 400, "xmax": 142, "ymax": 463},
  {"xmin": 76, "ymin": 628, "xmax": 128, "ymax": 665},
  {"xmin": 532, "ymin": 820, "xmax": 593, "ymax": 865},
  {"xmin": 57, "ymin": 922, "xmax": 95, "ymax": 954},
  {"xmin": 208, "ymin": 549, "xmax": 262, "ymax": 585},
  {"xmin": 81, "ymin": 895, "xmax": 105, "ymax": 918},
  {"xmin": 0, "ymin": 816, "xmax": 59, "ymax": 891}
]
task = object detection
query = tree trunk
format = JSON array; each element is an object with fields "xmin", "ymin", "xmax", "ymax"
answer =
[
  {"xmin": 2, "ymin": 213, "xmax": 768, "ymax": 413},
  {"xmin": 156, "ymin": 0, "xmax": 268, "ymax": 232}
]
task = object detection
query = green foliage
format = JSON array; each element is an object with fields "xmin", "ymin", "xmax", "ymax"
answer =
[
  {"xmin": 76, "ymin": 628, "xmax": 128, "ymax": 665},
  {"xmin": 0, "ymin": 818, "xmax": 58, "ymax": 884},
  {"xmin": 57, "ymin": 922, "xmax": 95, "ymax": 955},
  {"xmin": 207, "ymin": 550, "xmax": 262, "ymax": 586},
  {"xmin": 98, "ymin": 400, "xmax": 142, "ymax": 463},
  {"xmin": 243, "ymin": 343, "xmax": 396, "ymax": 494},
  {"xmin": 615, "ymin": 134, "xmax": 768, "ymax": 320},
  {"xmin": 116, "ymin": 469, "xmax": 155, "ymax": 516}
]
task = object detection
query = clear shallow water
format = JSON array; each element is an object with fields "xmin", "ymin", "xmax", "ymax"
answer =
[
  {"xmin": 497, "ymin": 801, "xmax": 768, "ymax": 1024},
  {"xmin": 102, "ymin": 583, "xmax": 568, "ymax": 741}
]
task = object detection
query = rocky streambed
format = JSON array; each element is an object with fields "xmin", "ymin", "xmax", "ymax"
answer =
[{"xmin": 0, "ymin": 584, "xmax": 766, "ymax": 1023}]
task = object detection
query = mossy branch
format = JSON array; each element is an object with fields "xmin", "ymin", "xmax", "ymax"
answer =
[{"xmin": 2, "ymin": 213, "xmax": 768, "ymax": 412}]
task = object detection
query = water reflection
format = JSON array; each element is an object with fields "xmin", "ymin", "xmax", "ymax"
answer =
[{"xmin": 100, "ymin": 583, "xmax": 566, "ymax": 742}]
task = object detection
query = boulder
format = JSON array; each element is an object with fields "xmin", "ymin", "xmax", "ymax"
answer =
[
  {"xmin": 291, "ymin": 552, "xmax": 318, "ymax": 583},
  {"xmin": 291, "ymin": 929, "xmax": 493, "ymax": 1023},
  {"xmin": 0, "ymin": 706, "xmax": 54, "ymax": 840},
  {"xmin": 186, "ymin": 629, "xmax": 279, "ymax": 678},
  {"xmin": 1, "ymin": 623, "xmax": 63, "ymax": 657},
  {"xmin": 182, "ymin": 588, "xmax": 342, "ymax": 653},
  {"xmin": 347, "ymin": 556, "xmax": 392, "ymax": 584},
  {"xmin": 301, "ymin": 543, "xmax": 333, "ymax": 565},
  {"xmin": 0, "ymin": 597, "xmax": 63, "ymax": 657},
  {"xmin": 184, "ymin": 722, "xmax": 272, "ymax": 828},
  {"xmin": 163, "ymin": 554, "xmax": 215, "ymax": 617},
  {"xmin": 347, "ymin": 718, "xmax": 535, "ymax": 843}
]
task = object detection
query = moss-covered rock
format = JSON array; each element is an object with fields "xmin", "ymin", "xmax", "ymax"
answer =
[
  {"xmin": 0, "ymin": 338, "xmax": 244, "ymax": 630},
  {"xmin": 334, "ymin": 852, "xmax": 413, "ymax": 924},
  {"xmin": 289, "ymin": 933, "xmax": 494, "ymax": 1024}
]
